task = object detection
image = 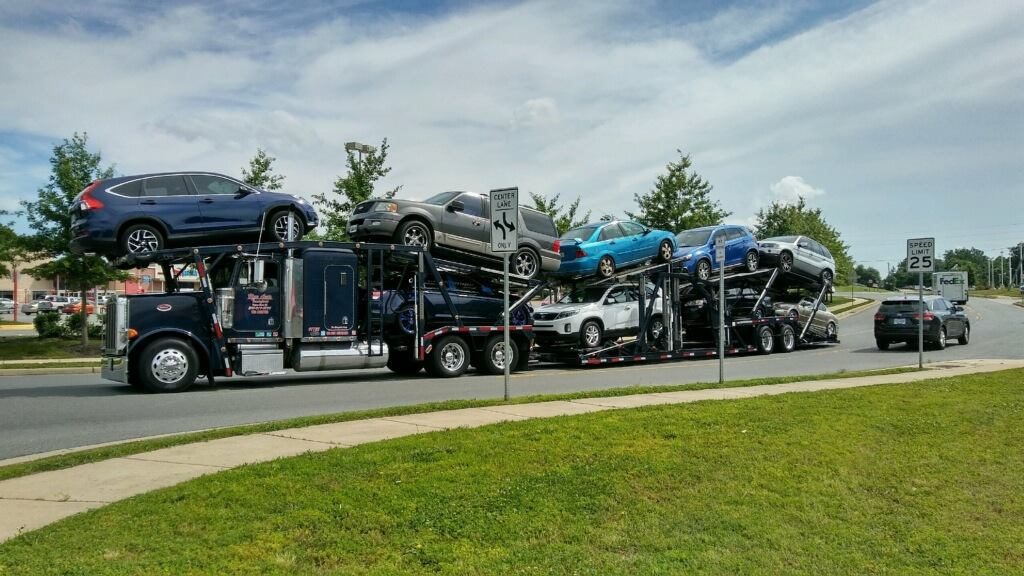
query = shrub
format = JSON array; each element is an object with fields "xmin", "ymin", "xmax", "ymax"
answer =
[
  {"xmin": 34, "ymin": 312, "xmax": 67, "ymax": 339},
  {"xmin": 64, "ymin": 312, "xmax": 104, "ymax": 339}
]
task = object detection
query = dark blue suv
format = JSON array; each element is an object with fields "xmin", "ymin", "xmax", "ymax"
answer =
[{"xmin": 70, "ymin": 172, "xmax": 318, "ymax": 256}]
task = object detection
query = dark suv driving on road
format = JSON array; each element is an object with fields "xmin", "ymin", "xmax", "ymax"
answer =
[
  {"xmin": 70, "ymin": 172, "xmax": 318, "ymax": 257},
  {"xmin": 348, "ymin": 191, "xmax": 561, "ymax": 279},
  {"xmin": 874, "ymin": 295, "xmax": 970, "ymax": 350}
]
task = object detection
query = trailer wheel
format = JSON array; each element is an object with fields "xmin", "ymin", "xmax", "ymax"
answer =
[
  {"xmin": 755, "ymin": 325, "xmax": 775, "ymax": 354},
  {"xmin": 481, "ymin": 336, "xmax": 516, "ymax": 375},
  {"xmin": 138, "ymin": 337, "xmax": 198, "ymax": 393},
  {"xmin": 776, "ymin": 324, "xmax": 796, "ymax": 352},
  {"xmin": 425, "ymin": 335, "xmax": 469, "ymax": 378},
  {"xmin": 386, "ymin": 352, "xmax": 422, "ymax": 375}
]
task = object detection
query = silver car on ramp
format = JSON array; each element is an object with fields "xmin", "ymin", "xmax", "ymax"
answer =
[{"xmin": 757, "ymin": 235, "xmax": 836, "ymax": 285}]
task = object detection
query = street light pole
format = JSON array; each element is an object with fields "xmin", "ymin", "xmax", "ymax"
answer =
[{"xmin": 345, "ymin": 141, "xmax": 376, "ymax": 163}]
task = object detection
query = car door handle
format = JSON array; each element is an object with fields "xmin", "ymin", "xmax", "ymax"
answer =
[
  {"xmin": 200, "ymin": 198, "xmax": 214, "ymax": 204},
  {"xmin": 140, "ymin": 199, "xmax": 156, "ymax": 205}
]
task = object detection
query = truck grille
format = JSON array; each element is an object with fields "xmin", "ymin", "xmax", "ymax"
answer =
[{"xmin": 104, "ymin": 295, "xmax": 118, "ymax": 353}]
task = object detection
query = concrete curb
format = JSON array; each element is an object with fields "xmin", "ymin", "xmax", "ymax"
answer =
[
  {"xmin": 1, "ymin": 358, "xmax": 1022, "ymax": 542},
  {"xmin": 835, "ymin": 298, "xmax": 876, "ymax": 319},
  {"xmin": 0, "ymin": 366, "xmax": 101, "ymax": 376}
]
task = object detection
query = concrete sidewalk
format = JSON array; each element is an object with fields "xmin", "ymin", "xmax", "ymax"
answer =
[{"xmin": 1, "ymin": 358, "xmax": 1021, "ymax": 542}]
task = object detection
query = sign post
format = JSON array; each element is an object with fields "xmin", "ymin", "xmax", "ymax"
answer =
[
  {"xmin": 716, "ymin": 233, "xmax": 726, "ymax": 384},
  {"xmin": 906, "ymin": 237, "xmax": 935, "ymax": 370},
  {"xmin": 490, "ymin": 187, "xmax": 519, "ymax": 400}
]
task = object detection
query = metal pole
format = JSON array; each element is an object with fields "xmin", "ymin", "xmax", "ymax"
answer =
[
  {"xmin": 503, "ymin": 252, "xmax": 510, "ymax": 400},
  {"xmin": 718, "ymin": 262, "xmax": 725, "ymax": 384},
  {"xmin": 918, "ymin": 271, "xmax": 924, "ymax": 370}
]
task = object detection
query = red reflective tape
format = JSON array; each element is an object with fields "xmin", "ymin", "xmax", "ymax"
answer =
[
  {"xmin": 585, "ymin": 358, "xmax": 600, "ymax": 365},
  {"xmin": 634, "ymin": 356, "xmax": 643, "ymax": 361},
  {"xmin": 480, "ymin": 326, "xmax": 492, "ymax": 332},
  {"xmin": 459, "ymin": 326, "xmax": 470, "ymax": 332},
  {"xmin": 196, "ymin": 261, "xmax": 207, "ymax": 277}
]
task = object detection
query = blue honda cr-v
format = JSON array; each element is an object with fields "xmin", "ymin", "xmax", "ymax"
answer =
[{"xmin": 70, "ymin": 172, "xmax": 318, "ymax": 256}]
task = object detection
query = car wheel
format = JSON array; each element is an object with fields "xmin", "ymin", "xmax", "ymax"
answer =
[
  {"xmin": 755, "ymin": 325, "xmax": 775, "ymax": 354},
  {"xmin": 776, "ymin": 324, "xmax": 797, "ymax": 352},
  {"xmin": 597, "ymin": 255, "xmax": 616, "ymax": 278},
  {"xmin": 269, "ymin": 210, "xmax": 304, "ymax": 242},
  {"xmin": 657, "ymin": 240, "xmax": 673, "ymax": 263},
  {"xmin": 787, "ymin": 309, "xmax": 799, "ymax": 321},
  {"xmin": 696, "ymin": 259, "xmax": 712, "ymax": 281},
  {"xmin": 580, "ymin": 320, "xmax": 603, "ymax": 349},
  {"xmin": 513, "ymin": 248, "xmax": 540, "ymax": 279},
  {"xmin": 779, "ymin": 251, "xmax": 794, "ymax": 272},
  {"xmin": 138, "ymin": 337, "xmax": 198, "ymax": 393},
  {"xmin": 395, "ymin": 220, "xmax": 432, "ymax": 249},
  {"xmin": 396, "ymin": 306, "xmax": 416, "ymax": 335},
  {"xmin": 745, "ymin": 250, "xmax": 759, "ymax": 272},
  {"xmin": 386, "ymin": 352, "xmax": 422, "ymax": 375},
  {"xmin": 425, "ymin": 335, "xmax": 469, "ymax": 378},
  {"xmin": 958, "ymin": 324, "xmax": 970, "ymax": 345},
  {"xmin": 934, "ymin": 326, "xmax": 947, "ymax": 350},
  {"xmin": 825, "ymin": 321, "xmax": 837, "ymax": 339},
  {"xmin": 876, "ymin": 338, "xmax": 890, "ymax": 350},
  {"xmin": 120, "ymin": 224, "xmax": 164, "ymax": 255},
  {"xmin": 481, "ymin": 336, "xmax": 516, "ymax": 375},
  {"xmin": 821, "ymin": 268, "xmax": 834, "ymax": 286},
  {"xmin": 647, "ymin": 314, "xmax": 666, "ymax": 346}
]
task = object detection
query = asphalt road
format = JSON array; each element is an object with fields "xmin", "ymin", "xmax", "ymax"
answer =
[{"xmin": 1, "ymin": 294, "xmax": 1021, "ymax": 460}]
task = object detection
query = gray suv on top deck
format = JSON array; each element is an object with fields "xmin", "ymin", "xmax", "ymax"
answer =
[{"xmin": 348, "ymin": 191, "xmax": 561, "ymax": 279}]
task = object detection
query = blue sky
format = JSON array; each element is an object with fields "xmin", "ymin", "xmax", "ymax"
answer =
[{"xmin": 1, "ymin": 0, "xmax": 1021, "ymax": 271}]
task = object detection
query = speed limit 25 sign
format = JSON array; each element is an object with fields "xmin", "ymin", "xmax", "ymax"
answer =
[{"xmin": 906, "ymin": 237, "xmax": 935, "ymax": 273}]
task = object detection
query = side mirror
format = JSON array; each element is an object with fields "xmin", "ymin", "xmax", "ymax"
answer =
[
  {"xmin": 642, "ymin": 228, "xmax": 651, "ymax": 236},
  {"xmin": 252, "ymin": 260, "xmax": 265, "ymax": 285},
  {"xmin": 447, "ymin": 200, "xmax": 465, "ymax": 213}
]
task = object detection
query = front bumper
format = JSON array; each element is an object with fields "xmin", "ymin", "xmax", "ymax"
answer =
[
  {"xmin": 348, "ymin": 212, "xmax": 401, "ymax": 239},
  {"xmin": 532, "ymin": 320, "xmax": 580, "ymax": 345},
  {"xmin": 758, "ymin": 247, "xmax": 783, "ymax": 264}
]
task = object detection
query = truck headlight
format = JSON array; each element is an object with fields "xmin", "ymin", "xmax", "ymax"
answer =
[{"xmin": 373, "ymin": 202, "xmax": 398, "ymax": 213}]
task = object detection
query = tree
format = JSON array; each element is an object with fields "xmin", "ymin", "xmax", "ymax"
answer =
[
  {"xmin": 313, "ymin": 138, "xmax": 401, "ymax": 240},
  {"xmin": 942, "ymin": 247, "xmax": 988, "ymax": 288},
  {"xmin": 19, "ymin": 132, "xmax": 126, "ymax": 346},
  {"xmin": 529, "ymin": 192, "xmax": 591, "ymax": 235},
  {"xmin": 0, "ymin": 223, "xmax": 22, "ymax": 278},
  {"xmin": 854, "ymin": 264, "xmax": 881, "ymax": 287},
  {"xmin": 627, "ymin": 151, "xmax": 729, "ymax": 232},
  {"xmin": 884, "ymin": 257, "xmax": 946, "ymax": 290},
  {"xmin": 753, "ymin": 197, "xmax": 853, "ymax": 284},
  {"xmin": 241, "ymin": 148, "xmax": 285, "ymax": 190}
]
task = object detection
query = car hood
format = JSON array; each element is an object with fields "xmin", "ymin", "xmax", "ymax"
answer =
[{"xmin": 535, "ymin": 302, "xmax": 596, "ymax": 314}]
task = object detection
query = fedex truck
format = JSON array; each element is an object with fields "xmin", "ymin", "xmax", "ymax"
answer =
[{"xmin": 933, "ymin": 271, "xmax": 968, "ymax": 304}]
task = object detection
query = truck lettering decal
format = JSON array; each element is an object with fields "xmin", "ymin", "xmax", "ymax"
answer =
[{"xmin": 247, "ymin": 293, "xmax": 273, "ymax": 315}]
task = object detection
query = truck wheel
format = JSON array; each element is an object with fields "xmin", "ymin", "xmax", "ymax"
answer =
[
  {"xmin": 138, "ymin": 337, "xmax": 198, "ymax": 393},
  {"xmin": 755, "ymin": 325, "xmax": 775, "ymax": 354},
  {"xmin": 776, "ymin": 324, "xmax": 796, "ymax": 352},
  {"xmin": 395, "ymin": 220, "xmax": 432, "ymax": 250},
  {"xmin": 425, "ymin": 335, "xmax": 469, "ymax": 378},
  {"xmin": 481, "ymin": 336, "xmax": 516, "ymax": 375},
  {"xmin": 386, "ymin": 352, "xmax": 422, "ymax": 375},
  {"xmin": 513, "ymin": 248, "xmax": 541, "ymax": 279}
]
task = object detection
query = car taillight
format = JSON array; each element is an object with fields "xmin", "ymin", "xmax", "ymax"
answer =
[
  {"xmin": 912, "ymin": 312, "xmax": 935, "ymax": 321},
  {"xmin": 874, "ymin": 313, "xmax": 885, "ymax": 321},
  {"xmin": 79, "ymin": 181, "xmax": 104, "ymax": 211},
  {"xmin": 552, "ymin": 239, "xmax": 560, "ymax": 253},
  {"xmin": 575, "ymin": 248, "xmax": 586, "ymax": 258}
]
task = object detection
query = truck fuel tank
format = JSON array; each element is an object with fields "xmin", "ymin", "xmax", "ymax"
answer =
[{"xmin": 292, "ymin": 341, "xmax": 388, "ymax": 372}]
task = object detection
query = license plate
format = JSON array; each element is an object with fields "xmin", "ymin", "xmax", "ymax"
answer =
[
  {"xmin": 892, "ymin": 318, "xmax": 907, "ymax": 325},
  {"xmin": 348, "ymin": 225, "xmax": 357, "ymax": 233}
]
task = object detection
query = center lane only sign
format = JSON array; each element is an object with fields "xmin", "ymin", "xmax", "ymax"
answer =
[{"xmin": 489, "ymin": 187, "xmax": 519, "ymax": 253}]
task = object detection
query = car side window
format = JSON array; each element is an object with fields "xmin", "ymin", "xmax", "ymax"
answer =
[
  {"xmin": 599, "ymin": 224, "xmax": 624, "ymax": 241},
  {"xmin": 932, "ymin": 299, "xmax": 947, "ymax": 311},
  {"xmin": 142, "ymin": 176, "xmax": 191, "ymax": 197},
  {"xmin": 454, "ymin": 194, "xmax": 483, "ymax": 217},
  {"xmin": 711, "ymin": 229, "xmax": 725, "ymax": 245},
  {"xmin": 606, "ymin": 287, "xmax": 628, "ymax": 304},
  {"xmin": 109, "ymin": 180, "xmax": 142, "ymax": 198},
  {"xmin": 191, "ymin": 175, "xmax": 243, "ymax": 196},
  {"xmin": 726, "ymin": 227, "xmax": 743, "ymax": 240},
  {"xmin": 619, "ymin": 222, "xmax": 644, "ymax": 236}
]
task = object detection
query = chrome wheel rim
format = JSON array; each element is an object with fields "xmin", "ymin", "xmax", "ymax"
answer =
[
  {"xmin": 599, "ymin": 258, "xmax": 614, "ymax": 277},
  {"xmin": 440, "ymin": 342, "xmax": 465, "ymax": 371},
  {"xmin": 660, "ymin": 242, "xmax": 672, "ymax": 261},
  {"xmin": 827, "ymin": 323, "xmax": 836, "ymax": 337},
  {"xmin": 650, "ymin": 319, "xmax": 664, "ymax": 340},
  {"xmin": 783, "ymin": 328, "xmax": 795, "ymax": 349},
  {"xmin": 490, "ymin": 342, "xmax": 513, "ymax": 370},
  {"xmin": 403, "ymin": 225, "xmax": 429, "ymax": 247},
  {"xmin": 760, "ymin": 328, "xmax": 774, "ymax": 351},
  {"xmin": 781, "ymin": 254, "xmax": 793, "ymax": 271},
  {"xmin": 822, "ymin": 270, "xmax": 833, "ymax": 285},
  {"xmin": 584, "ymin": 324, "xmax": 601, "ymax": 347},
  {"xmin": 515, "ymin": 251, "xmax": 537, "ymax": 277},
  {"xmin": 789, "ymin": 309, "xmax": 798, "ymax": 320},
  {"xmin": 127, "ymin": 229, "xmax": 160, "ymax": 253},
  {"xmin": 747, "ymin": 252, "xmax": 758, "ymax": 271},
  {"xmin": 697, "ymin": 261, "xmax": 711, "ymax": 280},
  {"xmin": 963, "ymin": 326, "xmax": 969, "ymax": 343},
  {"xmin": 151, "ymin": 349, "xmax": 188, "ymax": 384},
  {"xmin": 273, "ymin": 214, "xmax": 301, "ymax": 241}
]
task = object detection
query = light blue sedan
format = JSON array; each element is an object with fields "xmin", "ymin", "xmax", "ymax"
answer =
[{"xmin": 556, "ymin": 220, "xmax": 676, "ymax": 279}]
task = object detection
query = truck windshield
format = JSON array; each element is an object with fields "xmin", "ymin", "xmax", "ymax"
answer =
[
  {"xmin": 559, "ymin": 286, "xmax": 609, "ymax": 304},
  {"xmin": 422, "ymin": 191, "xmax": 461, "ymax": 205},
  {"xmin": 675, "ymin": 229, "xmax": 713, "ymax": 247}
]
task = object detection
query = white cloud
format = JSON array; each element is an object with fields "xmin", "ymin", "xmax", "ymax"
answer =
[
  {"xmin": 768, "ymin": 176, "xmax": 825, "ymax": 205},
  {"xmin": 511, "ymin": 98, "xmax": 559, "ymax": 129}
]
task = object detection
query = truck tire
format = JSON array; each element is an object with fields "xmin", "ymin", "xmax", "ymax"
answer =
[
  {"xmin": 395, "ymin": 220, "xmax": 432, "ymax": 250},
  {"xmin": 776, "ymin": 324, "xmax": 796, "ymax": 352},
  {"xmin": 481, "ymin": 335, "xmax": 516, "ymax": 375},
  {"xmin": 425, "ymin": 335, "xmax": 469, "ymax": 378},
  {"xmin": 386, "ymin": 352, "xmax": 422, "ymax": 375},
  {"xmin": 138, "ymin": 337, "xmax": 199, "ymax": 393},
  {"xmin": 755, "ymin": 325, "xmax": 775, "ymax": 354}
]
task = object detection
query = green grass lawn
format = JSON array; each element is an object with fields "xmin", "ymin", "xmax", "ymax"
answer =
[
  {"xmin": 0, "ymin": 336, "xmax": 102, "ymax": 360},
  {"xmin": 829, "ymin": 295, "xmax": 853, "ymax": 307},
  {"xmin": 972, "ymin": 288, "xmax": 1022, "ymax": 298},
  {"xmin": 834, "ymin": 284, "xmax": 890, "ymax": 293},
  {"xmin": 2, "ymin": 369, "xmax": 1021, "ymax": 575}
]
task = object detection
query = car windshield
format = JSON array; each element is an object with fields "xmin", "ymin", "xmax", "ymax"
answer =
[
  {"xmin": 421, "ymin": 191, "xmax": 461, "ymax": 205},
  {"xmin": 766, "ymin": 236, "xmax": 799, "ymax": 243},
  {"xmin": 675, "ymin": 229, "xmax": 713, "ymax": 247},
  {"xmin": 561, "ymin": 225, "xmax": 600, "ymax": 241},
  {"xmin": 558, "ymin": 286, "xmax": 609, "ymax": 304}
]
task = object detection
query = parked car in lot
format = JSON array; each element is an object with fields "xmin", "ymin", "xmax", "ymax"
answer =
[
  {"xmin": 874, "ymin": 295, "xmax": 969, "ymax": 350},
  {"xmin": 37, "ymin": 296, "xmax": 74, "ymax": 313},
  {"xmin": 348, "ymin": 191, "xmax": 560, "ymax": 279},
  {"xmin": 70, "ymin": 172, "xmax": 318, "ymax": 257},
  {"xmin": 673, "ymin": 225, "xmax": 759, "ymax": 281},
  {"xmin": 533, "ymin": 283, "xmax": 664, "ymax": 348},
  {"xmin": 757, "ymin": 235, "xmax": 836, "ymax": 285},
  {"xmin": 63, "ymin": 300, "xmax": 97, "ymax": 315},
  {"xmin": 20, "ymin": 300, "xmax": 44, "ymax": 315},
  {"xmin": 775, "ymin": 297, "xmax": 838, "ymax": 339},
  {"xmin": 556, "ymin": 220, "xmax": 676, "ymax": 279},
  {"xmin": 0, "ymin": 297, "xmax": 13, "ymax": 312}
]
